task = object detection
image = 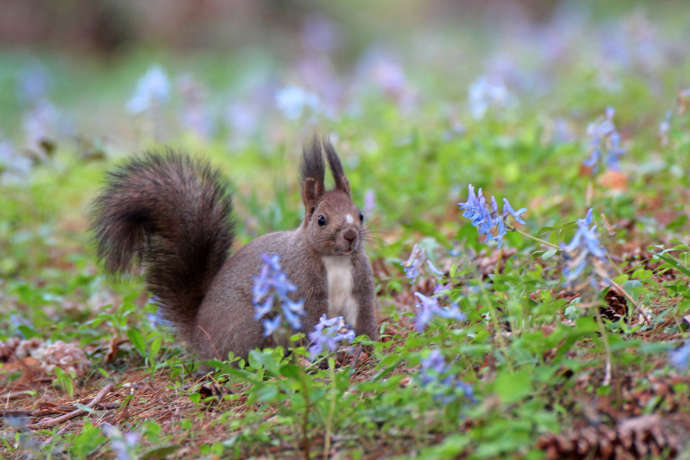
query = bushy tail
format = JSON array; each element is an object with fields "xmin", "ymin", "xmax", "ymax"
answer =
[{"xmin": 90, "ymin": 150, "xmax": 234, "ymax": 338}]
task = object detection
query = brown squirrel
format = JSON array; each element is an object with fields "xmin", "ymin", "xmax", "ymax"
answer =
[{"xmin": 90, "ymin": 137, "xmax": 378, "ymax": 361}]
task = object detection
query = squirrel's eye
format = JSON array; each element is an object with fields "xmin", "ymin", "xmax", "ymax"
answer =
[
  {"xmin": 317, "ymin": 215, "xmax": 327, "ymax": 226},
  {"xmin": 359, "ymin": 212, "xmax": 364, "ymax": 222}
]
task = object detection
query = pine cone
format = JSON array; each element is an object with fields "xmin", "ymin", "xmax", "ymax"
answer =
[{"xmin": 537, "ymin": 415, "xmax": 680, "ymax": 459}]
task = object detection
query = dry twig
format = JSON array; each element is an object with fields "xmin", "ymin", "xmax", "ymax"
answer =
[{"xmin": 28, "ymin": 384, "xmax": 113, "ymax": 430}]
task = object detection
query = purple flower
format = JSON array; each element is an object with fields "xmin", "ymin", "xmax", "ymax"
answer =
[
  {"xmin": 560, "ymin": 209, "xmax": 609, "ymax": 282},
  {"xmin": 669, "ymin": 341, "xmax": 689, "ymax": 371},
  {"xmin": 102, "ymin": 423, "xmax": 139, "ymax": 460},
  {"xmin": 420, "ymin": 350, "xmax": 475, "ymax": 404},
  {"xmin": 414, "ymin": 292, "xmax": 465, "ymax": 332},
  {"xmin": 584, "ymin": 107, "xmax": 625, "ymax": 172},
  {"xmin": 253, "ymin": 254, "xmax": 305, "ymax": 336},
  {"xmin": 308, "ymin": 315, "xmax": 355, "ymax": 359},
  {"xmin": 126, "ymin": 65, "xmax": 170, "ymax": 115},
  {"xmin": 458, "ymin": 185, "xmax": 527, "ymax": 248}
]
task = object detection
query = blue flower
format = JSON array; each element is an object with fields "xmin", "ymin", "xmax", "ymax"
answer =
[
  {"xmin": 584, "ymin": 107, "xmax": 625, "ymax": 172},
  {"xmin": 18, "ymin": 63, "xmax": 50, "ymax": 104},
  {"xmin": 659, "ymin": 110, "xmax": 671, "ymax": 146},
  {"xmin": 468, "ymin": 76, "xmax": 515, "ymax": 120},
  {"xmin": 669, "ymin": 341, "xmax": 689, "ymax": 371},
  {"xmin": 275, "ymin": 85, "xmax": 321, "ymax": 120},
  {"xmin": 419, "ymin": 350, "xmax": 475, "ymax": 404},
  {"xmin": 126, "ymin": 65, "xmax": 170, "ymax": 115},
  {"xmin": 281, "ymin": 299, "xmax": 305, "ymax": 330},
  {"xmin": 146, "ymin": 297, "xmax": 174, "ymax": 329},
  {"xmin": 253, "ymin": 297, "xmax": 274, "ymax": 321},
  {"xmin": 414, "ymin": 292, "xmax": 466, "ymax": 332},
  {"xmin": 102, "ymin": 423, "xmax": 139, "ymax": 460},
  {"xmin": 262, "ymin": 315, "xmax": 283, "ymax": 338},
  {"xmin": 560, "ymin": 209, "xmax": 609, "ymax": 283},
  {"xmin": 402, "ymin": 244, "xmax": 424, "ymax": 283},
  {"xmin": 253, "ymin": 254, "xmax": 305, "ymax": 336},
  {"xmin": 308, "ymin": 315, "xmax": 355, "ymax": 360},
  {"xmin": 363, "ymin": 188, "xmax": 376, "ymax": 218},
  {"xmin": 458, "ymin": 184, "xmax": 527, "ymax": 248},
  {"xmin": 502, "ymin": 198, "xmax": 527, "ymax": 225}
]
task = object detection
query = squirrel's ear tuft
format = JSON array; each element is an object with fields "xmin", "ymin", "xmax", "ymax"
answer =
[
  {"xmin": 300, "ymin": 136, "xmax": 325, "ymax": 215},
  {"xmin": 323, "ymin": 139, "xmax": 350, "ymax": 196}
]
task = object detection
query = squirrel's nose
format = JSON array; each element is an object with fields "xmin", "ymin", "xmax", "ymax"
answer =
[{"xmin": 343, "ymin": 229, "xmax": 357, "ymax": 242}]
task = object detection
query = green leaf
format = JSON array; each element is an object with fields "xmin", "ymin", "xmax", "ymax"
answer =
[
  {"xmin": 255, "ymin": 384, "xmax": 279, "ymax": 402},
  {"xmin": 495, "ymin": 368, "xmax": 533, "ymax": 403},
  {"xmin": 127, "ymin": 329, "xmax": 146, "ymax": 355},
  {"xmin": 149, "ymin": 335, "xmax": 162, "ymax": 362},
  {"xmin": 541, "ymin": 248, "xmax": 557, "ymax": 260},
  {"xmin": 279, "ymin": 364, "xmax": 301, "ymax": 380},
  {"xmin": 655, "ymin": 253, "xmax": 690, "ymax": 277}
]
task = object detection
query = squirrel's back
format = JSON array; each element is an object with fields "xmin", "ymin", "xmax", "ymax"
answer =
[{"xmin": 90, "ymin": 151, "xmax": 234, "ymax": 341}]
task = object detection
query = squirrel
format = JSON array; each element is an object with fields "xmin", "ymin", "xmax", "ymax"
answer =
[{"xmin": 90, "ymin": 137, "xmax": 378, "ymax": 361}]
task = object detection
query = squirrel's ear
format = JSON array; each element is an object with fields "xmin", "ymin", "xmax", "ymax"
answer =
[
  {"xmin": 323, "ymin": 139, "xmax": 350, "ymax": 196},
  {"xmin": 301, "ymin": 177, "xmax": 324, "ymax": 216},
  {"xmin": 300, "ymin": 137, "xmax": 326, "ymax": 215}
]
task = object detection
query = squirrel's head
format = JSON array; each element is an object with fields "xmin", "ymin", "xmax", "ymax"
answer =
[{"xmin": 299, "ymin": 137, "xmax": 366, "ymax": 256}]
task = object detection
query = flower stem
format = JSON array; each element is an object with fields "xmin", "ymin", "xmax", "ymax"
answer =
[
  {"xmin": 295, "ymin": 353, "xmax": 312, "ymax": 460},
  {"xmin": 594, "ymin": 305, "xmax": 612, "ymax": 386},
  {"xmin": 323, "ymin": 357, "xmax": 336, "ymax": 460},
  {"xmin": 479, "ymin": 282, "xmax": 514, "ymax": 372},
  {"xmin": 512, "ymin": 227, "xmax": 561, "ymax": 251}
]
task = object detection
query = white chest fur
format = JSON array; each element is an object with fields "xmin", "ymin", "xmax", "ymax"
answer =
[{"xmin": 321, "ymin": 256, "xmax": 359, "ymax": 326}]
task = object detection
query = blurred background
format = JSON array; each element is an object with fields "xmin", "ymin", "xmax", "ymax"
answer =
[
  {"xmin": 0, "ymin": 0, "xmax": 688, "ymax": 245},
  {"xmin": 1, "ymin": 0, "xmax": 688, "ymax": 150}
]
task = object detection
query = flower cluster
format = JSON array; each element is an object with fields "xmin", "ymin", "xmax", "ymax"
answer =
[
  {"xmin": 583, "ymin": 107, "xmax": 625, "ymax": 172},
  {"xmin": 401, "ymin": 243, "xmax": 466, "ymax": 331},
  {"xmin": 669, "ymin": 341, "xmax": 689, "ymax": 371},
  {"xmin": 253, "ymin": 254, "xmax": 305, "ymax": 337},
  {"xmin": 559, "ymin": 209, "xmax": 609, "ymax": 283},
  {"xmin": 414, "ymin": 292, "xmax": 466, "ymax": 332},
  {"xmin": 419, "ymin": 350, "xmax": 475, "ymax": 404},
  {"xmin": 102, "ymin": 423, "xmax": 140, "ymax": 460},
  {"xmin": 468, "ymin": 76, "xmax": 516, "ymax": 120},
  {"xmin": 458, "ymin": 184, "xmax": 527, "ymax": 248},
  {"xmin": 308, "ymin": 315, "xmax": 356, "ymax": 360},
  {"xmin": 126, "ymin": 65, "xmax": 170, "ymax": 115}
]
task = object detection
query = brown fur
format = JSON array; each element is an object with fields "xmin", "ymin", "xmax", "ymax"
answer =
[{"xmin": 90, "ymin": 138, "xmax": 378, "ymax": 361}]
